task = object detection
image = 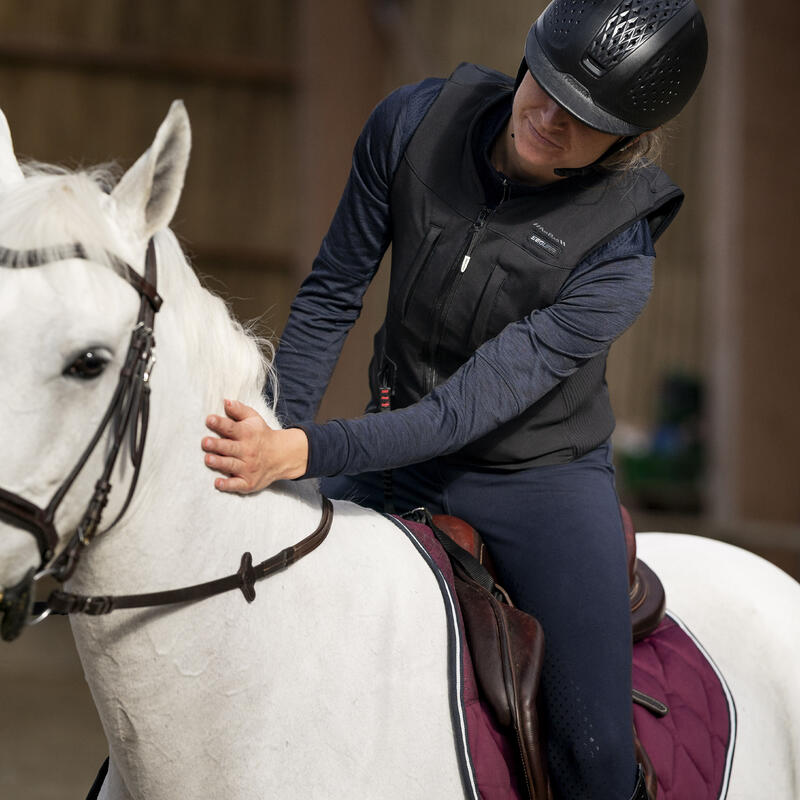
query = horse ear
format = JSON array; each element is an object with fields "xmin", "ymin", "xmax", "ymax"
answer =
[
  {"xmin": 112, "ymin": 100, "xmax": 191, "ymax": 240},
  {"xmin": 0, "ymin": 109, "xmax": 25, "ymax": 188}
]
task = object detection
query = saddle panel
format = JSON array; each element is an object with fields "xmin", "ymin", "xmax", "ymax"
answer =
[
  {"xmin": 621, "ymin": 505, "xmax": 667, "ymax": 641},
  {"xmin": 453, "ymin": 568, "xmax": 549, "ymax": 799}
]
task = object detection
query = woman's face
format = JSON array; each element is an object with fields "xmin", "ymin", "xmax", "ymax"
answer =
[{"xmin": 504, "ymin": 72, "xmax": 620, "ymax": 184}]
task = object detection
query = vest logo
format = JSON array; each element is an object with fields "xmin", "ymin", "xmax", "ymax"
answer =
[{"xmin": 529, "ymin": 222, "xmax": 565, "ymax": 257}]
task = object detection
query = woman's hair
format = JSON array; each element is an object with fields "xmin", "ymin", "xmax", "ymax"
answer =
[{"xmin": 603, "ymin": 127, "xmax": 666, "ymax": 172}]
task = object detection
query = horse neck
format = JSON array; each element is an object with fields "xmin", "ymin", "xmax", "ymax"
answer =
[{"xmin": 63, "ymin": 394, "xmax": 327, "ymax": 796}]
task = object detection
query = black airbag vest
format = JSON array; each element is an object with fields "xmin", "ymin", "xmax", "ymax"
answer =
[{"xmin": 369, "ymin": 63, "xmax": 683, "ymax": 468}]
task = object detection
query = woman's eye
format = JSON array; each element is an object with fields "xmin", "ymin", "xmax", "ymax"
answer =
[{"xmin": 63, "ymin": 349, "xmax": 111, "ymax": 380}]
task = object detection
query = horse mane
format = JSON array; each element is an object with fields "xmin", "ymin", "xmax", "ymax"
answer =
[
  {"xmin": 152, "ymin": 227, "xmax": 280, "ymax": 421},
  {"xmin": 0, "ymin": 162, "xmax": 280, "ymax": 423}
]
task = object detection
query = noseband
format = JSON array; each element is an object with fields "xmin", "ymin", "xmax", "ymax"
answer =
[
  {"xmin": 0, "ymin": 240, "xmax": 161, "ymax": 640},
  {"xmin": 0, "ymin": 239, "xmax": 333, "ymax": 642}
]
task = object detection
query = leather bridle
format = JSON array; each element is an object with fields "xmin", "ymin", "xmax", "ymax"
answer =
[{"xmin": 0, "ymin": 240, "xmax": 332, "ymax": 642}]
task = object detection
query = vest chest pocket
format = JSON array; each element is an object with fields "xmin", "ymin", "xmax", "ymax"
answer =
[
  {"xmin": 467, "ymin": 257, "xmax": 571, "ymax": 352},
  {"xmin": 468, "ymin": 263, "xmax": 509, "ymax": 350},
  {"xmin": 400, "ymin": 224, "xmax": 443, "ymax": 321}
]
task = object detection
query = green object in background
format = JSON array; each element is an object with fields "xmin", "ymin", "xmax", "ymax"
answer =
[{"xmin": 618, "ymin": 374, "xmax": 705, "ymax": 513}]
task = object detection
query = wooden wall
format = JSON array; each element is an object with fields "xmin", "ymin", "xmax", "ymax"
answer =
[
  {"xmin": 0, "ymin": 0, "xmax": 298, "ymax": 335},
  {"xmin": 3, "ymin": 0, "xmax": 783, "ymax": 522},
  {"xmin": 703, "ymin": 0, "xmax": 800, "ymax": 525}
]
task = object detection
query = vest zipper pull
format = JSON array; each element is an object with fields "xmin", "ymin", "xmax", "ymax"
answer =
[{"xmin": 461, "ymin": 208, "xmax": 490, "ymax": 272}]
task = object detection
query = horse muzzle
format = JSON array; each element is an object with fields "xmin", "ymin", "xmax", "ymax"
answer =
[
  {"xmin": 0, "ymin": 567, "xmax": 36, "ymax": 642},
  {"xmin": 0, "ymin": 493, "xmax": 59, "ymax": 641}
]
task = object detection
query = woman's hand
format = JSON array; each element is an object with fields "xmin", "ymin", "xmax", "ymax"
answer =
[{"xmin": 202, "ymin": 399, "xmax": 309, "ymax": 493}]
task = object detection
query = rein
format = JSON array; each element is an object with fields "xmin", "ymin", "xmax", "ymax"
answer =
[
  {"xmin": 0, "ymin": 240, "xmax": 332, "ymax": 640},
  {"xmin": 39, "ymin": 496, "xmax": 333, "ymax": 616}
]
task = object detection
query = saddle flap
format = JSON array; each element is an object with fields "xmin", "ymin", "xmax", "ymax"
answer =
[{"xmin": 453, "ymin": 565, "xmax": 549, "ymax": 799}]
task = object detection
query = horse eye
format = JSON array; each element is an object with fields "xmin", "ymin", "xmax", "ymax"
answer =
[{"xmin": 64, "ymin": 349, "xmax": 111, "ymax": 380}]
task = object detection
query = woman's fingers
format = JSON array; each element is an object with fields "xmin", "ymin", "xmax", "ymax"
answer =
[
  {"xmin": 204, "ymin": 453, "xmax": 242, "ymax": 476},
  {"xmin": 202, "ymin": 399, "xmax": 295, "ymax": 494},
  {"xmin": 201, "ymin": 435, "xmax": 239, "ymax": 457},
  {"xmin": 205, "ymin": 413, "xmax": 238, "ymax": 438},
  {"xmin": 223, "ymin": 398, "xmax": 259, "ymax": 422},
  {"xmin": 213, "ymin": 475, "xmax": 250, "ymax": 493}
]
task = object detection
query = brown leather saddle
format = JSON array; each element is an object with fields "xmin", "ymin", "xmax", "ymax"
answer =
[{"xmin": 431, "ymin": 507, "xmax": 665, "ymax": 800}]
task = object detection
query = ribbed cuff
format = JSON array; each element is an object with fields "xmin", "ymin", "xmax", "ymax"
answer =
[{"xmin": 294, "ymin": 420, "xmax": 351, "ymax": 478}]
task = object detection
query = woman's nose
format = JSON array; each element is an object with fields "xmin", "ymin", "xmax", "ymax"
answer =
[{"xmin": 541, "ymin": 99, "xmax": 568, "ymax": 129}]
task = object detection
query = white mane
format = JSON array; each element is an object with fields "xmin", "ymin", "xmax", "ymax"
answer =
[
  {"xmin": 0, "ymin": 164, "xmax": 279, "ymax": 421},
  {"xmin": 152, "ymin": 227, "xmax": 279, "ymax": 417}
]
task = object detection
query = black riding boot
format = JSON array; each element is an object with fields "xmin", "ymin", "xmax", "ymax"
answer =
[{"xmin": 629, "ymin": 764, "xmax": 653, "ymax": 800}]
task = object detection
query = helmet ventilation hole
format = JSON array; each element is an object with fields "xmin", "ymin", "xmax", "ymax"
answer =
[
  {"xmin": 585, "ymin": 0, "xmax": 691, "ymax": 73},
  {"xmin": 627, "ymin": 51, "xmax": 683, "ymax": 112},
  {"xmin": 547, "ymin": 0, "xmax": 589, "ymax": 37}
]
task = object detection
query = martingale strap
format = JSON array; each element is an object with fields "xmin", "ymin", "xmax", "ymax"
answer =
[{"xmin": 36, "ymin": 496, "xmax": 334, "ymax": 616}]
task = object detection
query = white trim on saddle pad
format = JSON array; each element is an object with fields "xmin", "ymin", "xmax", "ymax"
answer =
[
  {"xmin": 666, "ymin": 610, "xmax": 737, "ymax": 800},
  {"xmin": 385, "ymin": 515, "xmax": 480, "ymax": 800}
]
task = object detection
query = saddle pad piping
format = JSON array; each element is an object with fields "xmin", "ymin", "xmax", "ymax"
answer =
[
  {"xmin": 385, "ymin": 514, "xmax": 480, "ymax": 800},
  {"xmin": 666, "ymin": 610, "xmax": 737, "ymax": 800}
]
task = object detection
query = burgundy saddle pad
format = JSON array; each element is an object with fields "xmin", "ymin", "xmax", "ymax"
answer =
[
  {"xmin": 633, "ymin": 614, "xmax": 736, "ymax": 800},
  {"xmin": 391, "ymin": 515, "xmax": 735, "ymax": 800}
]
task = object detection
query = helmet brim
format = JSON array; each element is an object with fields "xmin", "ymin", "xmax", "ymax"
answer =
[{"xmin": 524, "ymin": 21, "xmax": 648, "ymax": 137}]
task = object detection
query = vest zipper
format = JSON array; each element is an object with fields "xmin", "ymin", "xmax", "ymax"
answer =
[
  {"xmin": 459, "ymin": 207, "xmax": 490, "ymax": 273},
  {"xmin": 425, "ymin": 182, "xmax": 509, "ymax": 392},
  {"xmin": 460, "ymin": 179, "xmax": 508, "ymax": 272},
  {"xmin": 425, "ymin": 206, "xmax": 491, "ymax": 392}
]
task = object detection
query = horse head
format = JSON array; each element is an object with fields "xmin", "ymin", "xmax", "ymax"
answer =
[{"xmin": 0, "ymin": 102, "xmax": 195, "ymax": 638}]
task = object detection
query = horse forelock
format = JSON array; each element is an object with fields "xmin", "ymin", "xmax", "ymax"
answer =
[{"xmin": 0, "ymin": 164, "xmax": 124, "ymax": 256}]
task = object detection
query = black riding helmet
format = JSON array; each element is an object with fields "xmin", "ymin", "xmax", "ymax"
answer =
[{"xmin": 517, "ymin": 0, "xmax": 708, "ymax": 136}]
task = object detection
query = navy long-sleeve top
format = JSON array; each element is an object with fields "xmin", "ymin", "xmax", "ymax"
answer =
[{"xmin": 272, "ymin": 77, "xmax": 656, "ymax": 478}]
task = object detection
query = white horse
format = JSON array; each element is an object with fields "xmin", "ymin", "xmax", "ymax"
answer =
[{"xmin": 0, "ymin": 103, "xmax": 798, "ymax": 800}]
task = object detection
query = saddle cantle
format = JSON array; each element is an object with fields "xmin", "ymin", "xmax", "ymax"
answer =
[{"xmin": 620, "ymin": 506, "xmax": 667, "ymax": 642}]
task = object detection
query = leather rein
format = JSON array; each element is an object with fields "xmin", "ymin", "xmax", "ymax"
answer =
[{"xmin": 0, "ymin": 240, "xmax": 332, "ymax": 641}]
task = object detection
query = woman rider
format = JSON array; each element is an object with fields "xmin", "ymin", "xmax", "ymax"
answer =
[{"xmin": 202, "ymin": 2, "xmax": 708, "ymax": 798}]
